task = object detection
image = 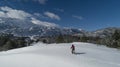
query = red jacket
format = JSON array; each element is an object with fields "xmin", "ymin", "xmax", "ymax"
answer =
[{"xmin": 71, "ymin": 45, "xmax": 75, "ymax": 50}]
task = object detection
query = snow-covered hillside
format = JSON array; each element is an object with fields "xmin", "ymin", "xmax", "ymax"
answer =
[{"xmin": 0, "ymin": 42, "xmax": 120, "ymax": 67}]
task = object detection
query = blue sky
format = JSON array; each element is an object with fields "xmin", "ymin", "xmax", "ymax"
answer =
[{"xmin": 0, "ymin": 0, "xmax": 120, "ymax": 31}]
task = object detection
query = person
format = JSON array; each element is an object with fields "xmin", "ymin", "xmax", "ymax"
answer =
[{"xmin": 71, "ymin": 44, "xmax": 75, "ymax": 54}]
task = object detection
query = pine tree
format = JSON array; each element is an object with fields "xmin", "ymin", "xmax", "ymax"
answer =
[
  {"xmin": 112, "ymin": 30, "xmax": 120, "ymax": 41},
  {"xmin": 111, "ymin": 30, "xmax": 120, "ymax": 48},
  {"xmin": 3, "ymin": 40, "xmax": 15, "ymax": 50},
  {"xmin": 56, "ymin": 35, "xmax": 64, "ymax": 43}
]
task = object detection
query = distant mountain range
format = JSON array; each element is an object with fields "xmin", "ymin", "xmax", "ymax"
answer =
[
  {"xmin": 0, "ymin": 17, "xmax": 84, "ymax": 37},
  {"xmin": 0, "ymin": 17, "xmax": 119, "ymax": 37},
  {"xmin": 91, "ymin": 27, "xmax": 120, "ymax": 37}
]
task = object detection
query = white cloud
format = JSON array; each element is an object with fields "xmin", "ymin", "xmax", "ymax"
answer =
[
  {"xmin": 33, "ymin": 0, "xmax": 48, "ymax": 4},
  {"xmin": 33, "ymin": 13, "xmax": 47, "ymax": 19},
  {"xmin": 0, "ymin": 6, "xmax": 59, "ymax": 27},
  {"xmin": 31, "ymin": 18, "xmax": 58, "ymax": 27},
  {"xmin": 0, "ymin": 6, "xmax": 31, "ymax": 20},
  {"xmin": 73, "ymin": 15, "xmax": 84, "ymax": 20},
  {"xmin": 44, "ymin": 11, "xmax": 60, "ymax": 20},
  {"xmin": 0, "ymin": 11, "xmax": 6, "ymax": 17}
]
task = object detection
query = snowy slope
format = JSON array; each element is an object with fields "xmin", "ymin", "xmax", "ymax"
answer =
[{"xmin": 0, "ymin": 42, "xmax": 120, "ymax": 67}]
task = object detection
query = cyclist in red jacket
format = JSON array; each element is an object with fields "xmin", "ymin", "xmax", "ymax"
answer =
[{"xmin": 71, "ymin": 44, "xmax": 75, "ymax": 54}]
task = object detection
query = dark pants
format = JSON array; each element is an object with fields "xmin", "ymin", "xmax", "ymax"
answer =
[{"xmin": 71, "ymin": 49, "xmax": 75, "ymax": 54}]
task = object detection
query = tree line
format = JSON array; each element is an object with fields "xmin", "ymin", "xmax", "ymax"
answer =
[
  {"xmin": 0, "ymin": 29, "xmax": 120, "ymax": 51},
  {"xmin": 44, "ymin": 30, "xmax": 120, "ymax": 48},
  {"xmin": 0, "ymin": 34, "xmax": 33, "ymax": 51}
]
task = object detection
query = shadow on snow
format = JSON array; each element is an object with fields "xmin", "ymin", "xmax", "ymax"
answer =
[{"xmin": 73, "ymin": 52, "xmax": 86, "ymax": 55}]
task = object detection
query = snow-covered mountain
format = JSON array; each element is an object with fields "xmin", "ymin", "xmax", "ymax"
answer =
[
  {"xmin": 0, "ymin": 17, "xmax": 84, "ymax": 37},
  {"xmin": 0, "ymin": 17, "xmax": 120, "ymax": 38},
  {"xmin": 90, "ymin": 27, "xmax": 120, "ymax": 38},
  {"xmin": 72, "ymin": 27, "xmax": 120, "ymax": 38}
]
